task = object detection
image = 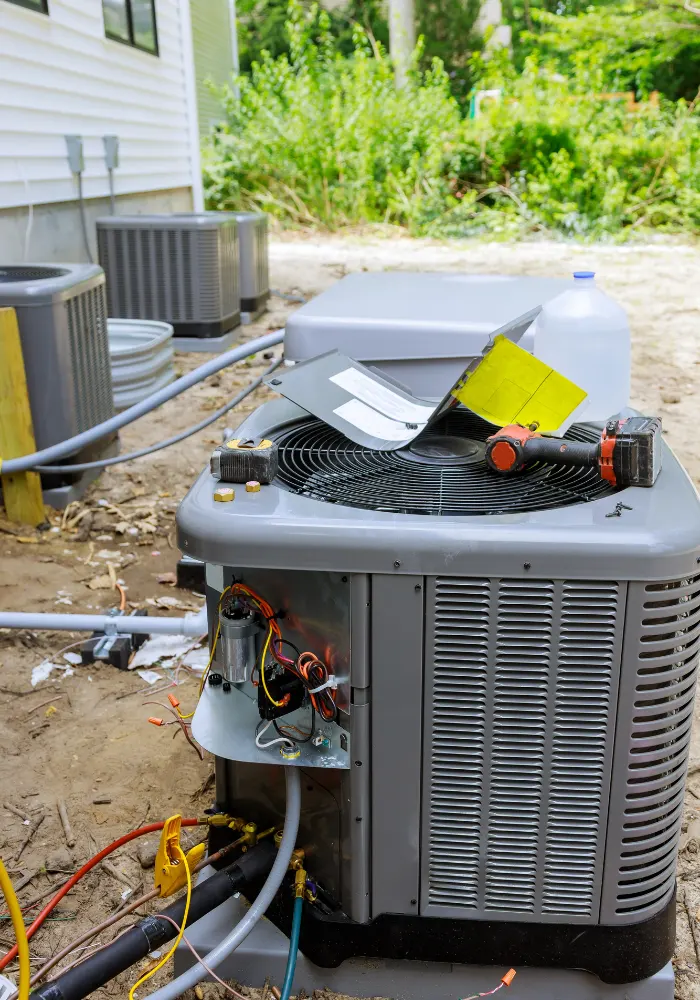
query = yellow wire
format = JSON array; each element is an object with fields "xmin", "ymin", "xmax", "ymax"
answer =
[
  {"xmin": 0, "ymin": 857, "xmax": 30, "ymax": 1000},
  {"xmin": 178, "ymin": 621, "xmax": 221, "ymax": 721},
  {"xmin": 128, "ymin": 843, "xmax": 192, "ymax": 1000},
  {"xmin": 178, "ymin": 586, "xmax": 233, "ymax": 720},
  {"xmin": 260, "ymin": 626, "xmax": 285, "ymax": 707}
]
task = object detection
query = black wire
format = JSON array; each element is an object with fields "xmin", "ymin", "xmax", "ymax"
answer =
[{"xmin": 275, "ymin": 638, "xmax": 302, "ymax": 658}]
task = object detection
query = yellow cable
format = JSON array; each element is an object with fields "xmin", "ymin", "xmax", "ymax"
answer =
[
  {"xmin": 178, "ymin": 621, "xmax": 221, "ymax": 720},
  {"xmin": 0, "ymin": 857, "xmax": 30, "ymax": 1000},
  {"xmin": 128, "ymin": 843, "xmax": 191, "ymax": 1000},
  {"xmin": 260, "ymin": 626, "xmax": 285, "ymax": 707}
]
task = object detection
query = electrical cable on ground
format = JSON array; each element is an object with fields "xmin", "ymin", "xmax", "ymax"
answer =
[
  {"xmin": 127, "ymin": 842, "xmax": 192, "ymax": 1000},
  {"xmin": 0, "ymin": 820, "xmax": 203, "ymax": 972},
  {"xmin": 144, "ymin": 767, "xmax": 301, "ymax": 1000},
  {"xmin": 36, "ymin": 357, "xmax": 282, "ymax": 474},
  {"xmin": 30, "ymin": 835, "xmax": 249, "ymax": 987},
  {"xmin": 461, "ymin": 970, "xmax": 517, "ymax": 999},
  {"xmin": 28, "ymin": 842, "xmax": 279, "ymax": 1000},
  {"xmin": 0, "ymin": 330, "xmax": 283, "ymax": 475},
  {"xmin": 0, "ymin": 857, "xmax": 30, "ymax": 999},
  {"xmin": 154, "ymin": 915, "xmax": 246, "ymax": 1000}
]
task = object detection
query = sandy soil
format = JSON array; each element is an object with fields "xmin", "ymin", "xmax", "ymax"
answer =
[{"xmin": 1, "ymin": 233, "xmax": 699, "ymax": 1000}]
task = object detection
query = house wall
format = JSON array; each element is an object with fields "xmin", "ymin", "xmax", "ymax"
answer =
[
  {"xmin": 0, "ymin": 187, "xmax": 193, "ymax": 265},
  {"xmin": 0, "ymin": 0, "xmax": 202, "ymax": 262},
  {"xmin": 190, "ymin": 0, "xmax": 235, "ymax": 137}
]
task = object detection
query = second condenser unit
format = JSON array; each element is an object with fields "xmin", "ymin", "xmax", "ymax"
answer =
[
  {"xmin": 0, "ymin": 264, "xmax": 116, "ymax": 504},
  {"xmin": 96, "ymin": 213, "xmax": 241, "ymax": 344}
]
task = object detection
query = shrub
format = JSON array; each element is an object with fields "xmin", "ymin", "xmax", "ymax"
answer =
[{"xmin": 203, "ymin": 6, "xmax": 700, "ymax": 240}]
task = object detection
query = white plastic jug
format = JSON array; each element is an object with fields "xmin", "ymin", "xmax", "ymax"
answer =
[{"xmin": 533, "ymin": 271, "xmax": 631, "ymax": 424}]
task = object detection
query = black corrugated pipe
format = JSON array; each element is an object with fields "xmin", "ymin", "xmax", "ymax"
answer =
[{"xmin": 31, "ymin": 841, "xmax": 277, "ymax": 1000}]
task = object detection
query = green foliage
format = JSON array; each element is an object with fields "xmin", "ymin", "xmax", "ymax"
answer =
[
  {"xmin": 237, "ymin": 0, "xmax": 481, "ymax": 97},
  {"xmin": 205, "ymin": 1, "xmax": 462, "ymax": 228},
  {"xmin": 204, "ymin": 4, "xmax": 700, "ymax": 241},
  {"xmin": 518, "ymin": 1, "xmax": 700, "ymax": 102}
]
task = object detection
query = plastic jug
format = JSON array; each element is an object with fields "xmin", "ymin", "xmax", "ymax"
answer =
[{"xmin": 533, "ymin": 271, "xmax": 631, "ymax": 424}]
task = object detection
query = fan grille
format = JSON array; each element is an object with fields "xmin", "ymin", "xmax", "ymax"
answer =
[{"xmin": 273, "ymin": 411, "xmax": 619, "ymax": 516}]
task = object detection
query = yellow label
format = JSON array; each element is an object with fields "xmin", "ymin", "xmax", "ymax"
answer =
[
  {"xmin": 452, "ymin": 335, "xmax": 587, "ymax": 432},
  {"xmin": 226, "ymin": 438, "xmax": 273, "ymax": 451}
]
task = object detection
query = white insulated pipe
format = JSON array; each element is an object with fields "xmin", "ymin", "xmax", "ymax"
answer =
[{"xmin": 0, "ymin": 604, "xmax": 207, "ymax": 637}]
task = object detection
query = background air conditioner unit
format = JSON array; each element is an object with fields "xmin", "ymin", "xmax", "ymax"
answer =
[
  {"xmin": 96, "ymin": 213, "xmax": 241, "ymax": 351},
  {"xmin": 0, "ymin": 264, "xmax": 116, "ymax": 506}
]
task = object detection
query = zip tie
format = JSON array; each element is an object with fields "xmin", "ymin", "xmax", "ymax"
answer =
[{"xmin": 309, "ymin": 675, "xmax": 337, "ymax": 695}]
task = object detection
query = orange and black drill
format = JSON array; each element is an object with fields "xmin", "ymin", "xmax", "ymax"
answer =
[{"xmin": 485, "ymin": 416, "xmax": 663, "ymax": 488}]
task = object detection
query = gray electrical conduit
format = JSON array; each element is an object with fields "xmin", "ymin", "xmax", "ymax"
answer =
[
  {"xmin": 37, "ymin": 357, "xmax": 282, "ymax": 474},
  {"xmin": 147, "ymin": 766, "xmax": 302, "ymax": 1000},
  {"xmin": 0, "ymin": 329, "xmax": 284, "ymax": 475},
  {"xmin": 0, "ymin": 603, "xmax": 207, "ymax": 636}
]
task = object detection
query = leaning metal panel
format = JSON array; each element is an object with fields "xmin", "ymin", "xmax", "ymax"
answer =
[
  {"xmin": 601, "ymin": 575, "xmax": 700, "ymax": 924},
  {"xmin": 422, "ymin": 576, "xmax": 624, "ymax": 923}
]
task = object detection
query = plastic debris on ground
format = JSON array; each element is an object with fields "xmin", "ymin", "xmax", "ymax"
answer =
[
  {"xmin": 31, "ymin": 661, "xmax": 75, "ymax": 687},
  {"xmin": 136, "ymin": 669, "xmax": 164, "ymax": 685},
  {"xmin": 128, "ymin": 634, "xmax": 204, "ymax": 671}
]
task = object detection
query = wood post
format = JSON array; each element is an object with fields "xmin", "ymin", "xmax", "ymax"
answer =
[{"xmin": 0, "ymin": 307, "xmax": 45, "ymax": 527}]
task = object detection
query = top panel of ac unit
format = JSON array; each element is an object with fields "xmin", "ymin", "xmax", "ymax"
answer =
[
  {"xmin": 95, "ymin": 213, "xmax": 237, "ymax": 231},
  {"xmin": 0, "ymin": 263, "xmax": 104, "ymax": 302},
  {"xmin": 284, "ymin": 272, "xmax": 572, "ymax": 398}
]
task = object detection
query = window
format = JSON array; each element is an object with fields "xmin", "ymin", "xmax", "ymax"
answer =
[
  {"xmin": 4, "ymin": 0, "xmax": 49, "ymax": 11},
  {"xmin": 103, "ymin": 0, "xmax": 158, "ymax": 55}
]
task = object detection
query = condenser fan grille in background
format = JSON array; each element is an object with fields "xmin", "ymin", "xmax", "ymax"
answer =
[{"xmin": 273, "ymin": 410, "xmax": 619, "ymax": 516}]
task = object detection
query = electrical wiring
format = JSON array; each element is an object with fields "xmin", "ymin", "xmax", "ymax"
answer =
[
  {"xmin": 30, "ymin": 834, "xmax": 247, "ymax": 988},
  {"xmin": 154, "ymin": 915, "xmax": 247, "ymax": 1000},
  {"xmin": 0, "ymin": 857, "xmax": 30, "ymax": 999},
  {"xmin": 0, "ymin": 819, "xmax": 203, "ymax": 972},
  {"xmin": 128, "ymin": 842, "xmax": 192, "ymax": 1000},
  {"xmin": 255, "ymin": 719, "xmax": 295, "ymax": 751},
  {"xmin": 461, "ymin": 970, "xmax": 517, "ymax": 999},
  {"xmin": 143, "ymin": 701, "xmax": 204, "ymax": 759},
  {"xmin": 274, "ymin": 710, "xmax": 316, "ymax": 743},
  {"xmin": 259, "ymin": 627, "xmax": 286, "ymax": 708}
]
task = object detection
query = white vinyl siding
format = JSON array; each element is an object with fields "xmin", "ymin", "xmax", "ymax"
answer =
[
  {"xmin": 0, "ymin": 0, "xmax": 197, "ymax": 209},
  {"xmin": 190, "ymin": 0, "xmax": 234, "ymax": 136}
]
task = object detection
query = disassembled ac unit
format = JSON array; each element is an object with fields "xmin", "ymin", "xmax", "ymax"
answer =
[
  {"xmin": 0, "ymin": 264, "xmax": 116, "ymax": 505},
  {"xmin": 178, "ymin": 386, "xmax": 700, "ymax": 1000}
]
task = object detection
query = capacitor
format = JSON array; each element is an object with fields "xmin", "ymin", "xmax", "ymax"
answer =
[{"xmin": 218, "ymin": 603, "xmax": 258, "ymax": 684}]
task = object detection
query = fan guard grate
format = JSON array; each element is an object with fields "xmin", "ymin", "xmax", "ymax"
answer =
[{"xmin": 273, "ymin": 410, "xmax": 620, "ymax": 516}]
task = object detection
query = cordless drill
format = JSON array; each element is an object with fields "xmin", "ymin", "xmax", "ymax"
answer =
[{"xmin": 485, "ymin": 416, "xmax": 663, "ymax": 488}]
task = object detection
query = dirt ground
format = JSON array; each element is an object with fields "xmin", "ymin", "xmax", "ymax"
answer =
[{"xmin": 1, "ymin": 233, "xmax": 700, "ymax": 1000}]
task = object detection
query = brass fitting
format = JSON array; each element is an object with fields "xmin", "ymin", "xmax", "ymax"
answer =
[
  {"xmin": 204, "ymin": 814, "xmax": 246, "ymax": 830},
  {"xmin": 294, "ymin": 868, "xmax": 307, "ymax": 899},
  {"xmin": 239, "ymin": 822, "xmax": 258, "ymax": 847},
  {"xmin": 289, "ymin": 848, "xmax": 305, "ymax": 871}
]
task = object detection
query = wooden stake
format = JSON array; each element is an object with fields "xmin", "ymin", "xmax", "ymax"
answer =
[{"xmin": 0, "ymin": 307, "xmax": 45, "ymax": 527}]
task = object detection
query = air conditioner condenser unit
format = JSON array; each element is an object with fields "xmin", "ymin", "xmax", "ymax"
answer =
[
  {"xmin": 177, "ymin": 390, "xmax": 700, "ymax": 1000},
  {"xmin": 231, "ymin": 211, "xmax": 269, "ymax": 322},
  {"xmin": 96, "ymin": 213, "xmax": 241, "ymax": 352},
  {"xmin": 0, "ymin": 264, "xmax": 117, "ymax": 506}
]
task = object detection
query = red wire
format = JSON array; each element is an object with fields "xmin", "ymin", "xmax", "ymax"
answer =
[{"xmin": 0, "ymin": 818, "xmax": 202, "ymax": 971}]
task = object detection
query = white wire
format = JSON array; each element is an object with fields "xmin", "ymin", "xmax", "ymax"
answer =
[
  {"xmin": 14, "ymin": 159, "xmax": 34, "ymax": 261},
  {"xmin": 254, "ymin": 719, "xmax": 295, "ymax": 750}
]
